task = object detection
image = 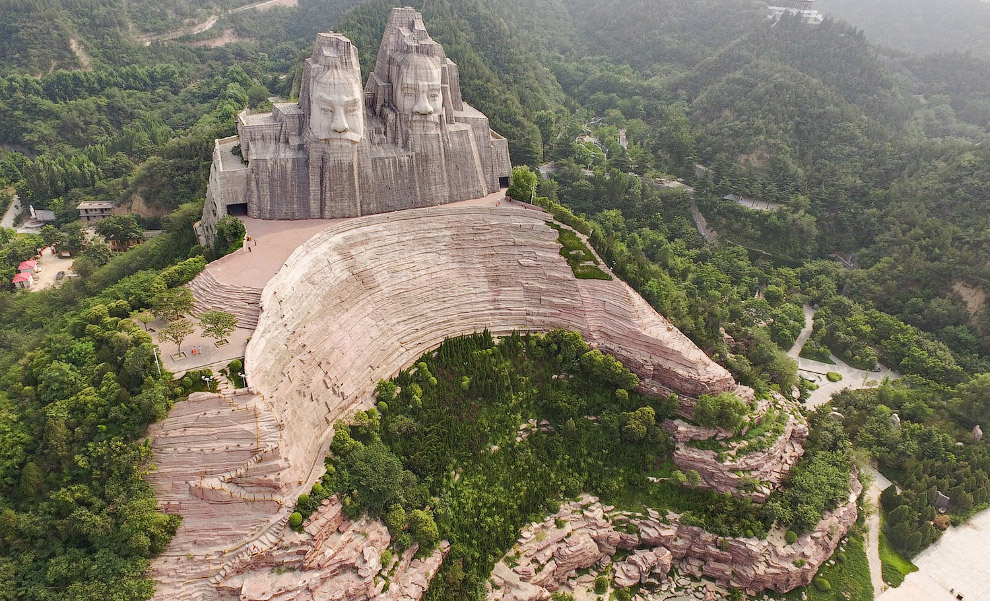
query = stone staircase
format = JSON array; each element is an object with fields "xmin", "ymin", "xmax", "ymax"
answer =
[{"xmin": 186, "ymin": 269, "xmax": 263, "ymax": 330}]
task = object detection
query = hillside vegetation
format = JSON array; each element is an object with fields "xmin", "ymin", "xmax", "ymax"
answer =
[{"xmin": 1, "ymin": 0, "xmax": 990, "ymax": 596}]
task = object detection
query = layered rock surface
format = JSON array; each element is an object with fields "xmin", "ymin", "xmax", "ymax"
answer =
[
  {"xmin": 490, "ymin": 481, "xmax": 861, "ymax": 600},
  {"xmin": 151, "ymin": 203, "xmax": 737, "ymax": 599},
  {"xmin": 669, "ymin": 399, "xmax": 810, "ymax": 502}
]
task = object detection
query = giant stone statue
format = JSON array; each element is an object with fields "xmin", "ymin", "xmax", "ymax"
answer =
[{"xmin": 198, "ymin": 7, "xmax": 511, "ymax": 244}]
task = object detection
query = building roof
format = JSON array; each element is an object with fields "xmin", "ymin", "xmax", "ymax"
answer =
[
  {"xmin": 12, "ymin": 273, "xmax": 31, "ymax": 284},
  {"xmin": 76, "ymin": 201, "xmax": 114, "ymax": 210},
  {"xmin": 34, "ymin": 209, "xmax": 56, "ymax": 222},
  {"xmin": 18, "ymin": 260, "xmax": 37, "ymax": 271}
]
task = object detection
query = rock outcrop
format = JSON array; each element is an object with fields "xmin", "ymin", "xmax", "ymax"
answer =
[
  {"xmin": 490, "ymin": 480, "xmax": 861, "ymax": 599},
  {"xmin": 215, "ymin": 495, "xmax": 447, "ymax": 601},
  {"xmin": 151, "ymin": 202, "xmax": 737, "ymax": 599}
]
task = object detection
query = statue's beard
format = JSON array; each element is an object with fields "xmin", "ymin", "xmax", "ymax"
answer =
[
  {"xmin": 406, "ymin": 113, "xmax": 441, "ymax": 132},
  {"xmin": 322, "ymin": 132, "xmax": 363, "ymax": 147}
]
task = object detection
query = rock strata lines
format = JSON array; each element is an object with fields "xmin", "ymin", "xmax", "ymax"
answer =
[{"xmin": 150, "ymin": 203, "xmax": 736, "ymax": 599}]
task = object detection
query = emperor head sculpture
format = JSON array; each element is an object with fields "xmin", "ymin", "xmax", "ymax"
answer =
[
  {"xmin": 198, "ymin": 7, "xmax": 512, "ymax": 237},
  {"xmin": 390, "ymin": 51, "xmax": 444, "ymax": 129},
  {"xmin": 300, "ymin": 33, "xmax": 365, "ymax": 148},
  {"xmin": 309, "ymin": 65, "xmax": 365, "ymax": 144}
]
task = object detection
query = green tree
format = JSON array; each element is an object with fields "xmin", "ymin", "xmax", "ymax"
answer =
[
  {"xmin": 408, "ymin": 509, "xmax": 440, "ymax": 550},
  {"xmin": 158, "ymin": 318, "xmax": 195, "ymax": 356},
  {"xmin": 151, "ymin": 286, "xmax": 194, "ymax": 322},
  {"xmin": 95, "ymin": 214, "xmax": 143, "ymax": 242},
  {"xmin": 214, "ymin": 215, "xmax": 246, "ymax": 254},
  {"xmin": 40, "ymin": 224, "xmax": 61, "ymax": 246},
  {"xmin": 694, "ymin": 392, "xmax": 749, "ymax": 433},
  {"xmin": 198, "ymin": 310, "xmax": 237, "ymax": 344},
  {"xmin": 343, "ymin": 442, "xmax": 404, "ymax": 513},
  {"xmin": 507, "ymin": 166, "xmax": 538, "ymax": 201},
  {"xmin": 620, "ymin": 406, "xmax": 656, "ymax": 441}
]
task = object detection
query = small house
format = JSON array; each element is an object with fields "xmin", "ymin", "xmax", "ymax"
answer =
[
  {"xmin": 12, "ymin": 272, "xmax": 32, "ymax": 289},
  {"xmin": 17, "ymin": 260, "xmax": 38, "ymax": 275}
]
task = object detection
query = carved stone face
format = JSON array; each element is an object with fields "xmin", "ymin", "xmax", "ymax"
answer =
[
  {"xmin": 392, "ymin": 53, "xmax": 443, "ymax": 127},
  {"xmin": 310, "ymin": 68, "xmax": 365, "ymax": 144}
]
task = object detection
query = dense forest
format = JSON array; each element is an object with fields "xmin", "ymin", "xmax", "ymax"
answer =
[{"xmin": 1, "ymin": 0, "xmax": 990, "ymax": 597}]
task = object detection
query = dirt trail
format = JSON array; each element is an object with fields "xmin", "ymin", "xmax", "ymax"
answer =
[{"xmin": 140, "ymin": 0, "xmax": 297, "ymax": 45}]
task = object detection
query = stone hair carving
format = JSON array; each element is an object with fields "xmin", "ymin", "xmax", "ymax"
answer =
[
  {"xmin": 309, "ymin": 66, "xmax": 365, "ymax": 144},
  {"xmin": 197, "ymin": 7, "xmax": 512, "ymax": 242}
]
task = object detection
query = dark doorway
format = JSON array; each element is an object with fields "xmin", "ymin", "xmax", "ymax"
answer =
[
  {"xmin": 226, "ymin": 203, "xmax": 248, "ymax": 216},
  {"xmin": 498, "ymin": 176, "xmax": 510, "ymax": 188}
]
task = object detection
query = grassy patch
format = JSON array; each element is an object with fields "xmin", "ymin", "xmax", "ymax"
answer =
[
  {"xmin": 780, "ymin": 533, "xmax": 873, "ymax": 601},
  {"xmin": 826, "ymin": 371, "xmax": 843, "ymax": 382},
  {"xmin": 879, "ymin": 530, "xmax": 918, "ymax": 587},
  {"xmin": 548, "ymin": 221, "xmax": 612, "ymax": 280}
]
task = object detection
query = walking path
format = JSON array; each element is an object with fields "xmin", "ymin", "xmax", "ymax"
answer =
[
  {"xmin": 786, "ymin": 305, "xmax": 898, "ymax": 408},
  {"xmin": 866, "ymin": 477, "xmax": 886, "ymax": 596},
  {"xmin": 688, "ymin": 197, "xmax": 718, "ymax": 243},
  {"xmin": 1, "ymin": 193, "xmax": 21, "ymax": 228}
]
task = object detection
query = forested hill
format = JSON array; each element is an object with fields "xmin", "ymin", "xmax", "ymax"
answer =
[
  {"xmin": 3, "ymin": 2, "xmax": 990, "ymax": 596},
  {"xmin": 817, "ymin": 0, "xmax": 990, "ymax": 60}
]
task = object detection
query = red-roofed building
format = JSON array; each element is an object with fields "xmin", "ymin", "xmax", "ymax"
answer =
[
  {"xmin": 12, "ymin": 272, "xmax": 32, "ymax": 289},
  {"xmin": 17, "ymin": 260, "xmax": 37, "ymax": 275}
]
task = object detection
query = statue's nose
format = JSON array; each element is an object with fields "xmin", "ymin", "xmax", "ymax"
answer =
[
  {"xmin": 413, "ymin": 88, "xmax": 434, "ymax": 115},
  {"xmin": 331, "ymin": 110, "xmax": 349, "ymax": 132}
]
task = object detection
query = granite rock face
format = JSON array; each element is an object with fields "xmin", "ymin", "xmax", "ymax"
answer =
[
  {"xmin": 215, "ymin": 495, "xmax": 448, "ymax": 601},
  {"xmin": 198, "ymin": 7, "xmax": 511, "ymax": 244}
]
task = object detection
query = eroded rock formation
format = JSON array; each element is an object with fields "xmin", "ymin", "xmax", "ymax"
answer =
[
  {"xmin": 197, "ymin": 8, "xmax": 511, "ymax": 244},
  {"xmin": 668, "ymin": 398, "xmax": 810, "ymax": 502},
  {"xmin": 151, "ymin": 202, "xmax": 737, "ymax": 599},
  {"xmin": 490, "ymin": 481, "xmax": 861, "ymax": 600}
]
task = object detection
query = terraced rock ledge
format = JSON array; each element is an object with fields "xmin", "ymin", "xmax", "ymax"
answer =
[{"xmin": 149, "ymin": 203, "xmax": 741, "ymax": 600}]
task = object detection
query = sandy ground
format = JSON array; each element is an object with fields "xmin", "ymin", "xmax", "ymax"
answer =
[
  {"xmin": 211, "ymin": 190, "xmax": 510, "ymax": 289},
  {"xmin": 878, "ymin": 508, "xmax": 990, "ymax": 601},
  {"xmin": 29, "ymin": 247, "xmax": 75, "ymax": 291}
]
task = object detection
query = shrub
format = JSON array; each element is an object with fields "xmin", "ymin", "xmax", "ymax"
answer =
[
  {"xmin": 826, "ymin": 371, "xmax": 843, "ymax": 382},
  {"xmin": 792, "ymin": 559, "xmax": 806, "ymax": 567},
  {"xmin": 594, "ymin": 575, "xmax": 609, "ymax": 594},
  {"xmin": 288, "ymin": 512, "xmax": 302, "ymax": 528},
  {"xmin": 311, "ymin": 483, "xmax": 323, "ymax": 495},
  {"xmin": 384, "ymin": 505, "xmax": 407, "ymax": 534},
  {"xmin": 380, "ymin": 548, "xmax": 393, "ymax": 567},
  {"xmin": 813, "ymin": 576, "xmax": 831, "ymax": 592},
  {"xmin": 694, "ymin": 392, "xmax": 749, "ymax": 433},
  {"xmin": 181, "ymin": 376, "xmax": 193, "ymax": 389},
  {"xmin": 835, "ymin": 551, "xmax": 846, "ymax": 563},
  {"xmin": 408, "ymin": 509, "xmax": 440, "ymax": 550},
  {"xmin": 785, "ymin": 530, "xmax": 798, "ymax": 544},
  {"xmin": 298, "ymin": 493, "xmax": 310, "ymax": 506},
  {"xmin": 228, "ymin": 359, "xmax": 243, "ymax": 373}
]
